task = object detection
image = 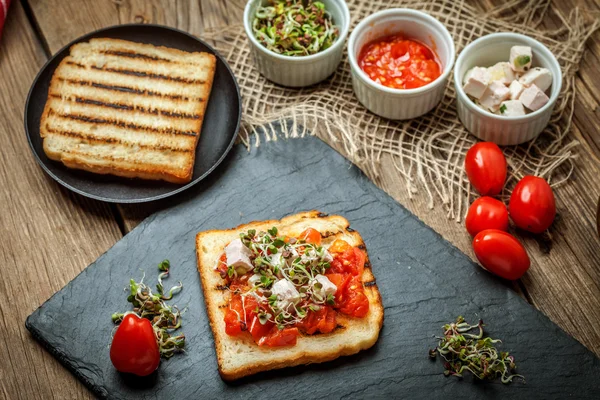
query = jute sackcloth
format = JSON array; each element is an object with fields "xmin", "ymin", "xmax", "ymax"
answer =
[{"xmin": 203, "ymin": 0, "xmax": 599, "ymax": 221}]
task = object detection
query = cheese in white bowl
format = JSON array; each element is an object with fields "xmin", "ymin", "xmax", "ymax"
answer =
[{"xmin": 462, "ymin": 45, "xmax": 552, "ymax": 116}]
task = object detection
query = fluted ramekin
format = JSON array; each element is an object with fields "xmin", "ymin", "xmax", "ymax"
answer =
[
  {"xmin": 347, "ymin": 9, "xmax": 455, "ymax": 120},
  {"xmin": 244, "ymin": 0, "xmax": 350, "ymax": 88},
  {"xmin": 454, "ymin": 33, "xmax": 562, "ymax": 146}
]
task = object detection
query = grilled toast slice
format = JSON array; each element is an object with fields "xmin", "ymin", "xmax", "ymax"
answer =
[
  {"xmin": 40, "ymin": 38, "xmax": 216, "ymax": 184},
  {"xmin": 196, "ymin": 211, "xmax": 384, "ymax": 380}
]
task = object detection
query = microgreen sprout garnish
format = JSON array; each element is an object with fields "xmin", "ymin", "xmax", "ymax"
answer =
[
  {"xmin": 429, "ymin": 316, "xmax": 525, "ymax": 384},
  {"xmin": 112, "ymin": 260, "xmax": 186, "ymax": 358},
  {"xmin": 252, "ymin": 0, "xmax": 339, "ymax": 57},
  {"xmin": 226, "ymin": 227, "xmax": 336, "ymax": 328}
]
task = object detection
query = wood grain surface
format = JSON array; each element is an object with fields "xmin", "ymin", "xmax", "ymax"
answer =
[{"xmin": 0, "ymin": 0, "xmax": 598, "ymax": 398}]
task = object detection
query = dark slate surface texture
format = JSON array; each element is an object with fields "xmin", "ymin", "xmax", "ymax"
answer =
[{"xmin": 26, "ymin": 135, "xmax": 600, "ymax": 399}]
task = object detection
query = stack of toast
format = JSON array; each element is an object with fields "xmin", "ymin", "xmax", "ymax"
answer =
[{"xmin": 41, "ymin": 38, "xmax": 216, "ymax": 184}]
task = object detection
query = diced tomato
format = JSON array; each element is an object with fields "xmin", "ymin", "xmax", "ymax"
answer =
[
  {"xmin": 248, "ymin": 315, "xmax": 274, "ymax": 342},
  {"xmin": 224, "ymin": 294, "xmax": 261, "ymax": 337},
  {"xmin": 326, "ymin": 273, "xmax": 350, "ymax": 296},
  {"xmin": 224, "ymin": 295, "xmax": 245, "ymax": 336},
  {"xmin": 298, "ymin": 306, "xmax": 336, "ymax": 334},
  {"xmin": 338, "ymin": 276, "xmax": 370, "ymax": 318},
  {"xmin": 328, "ymin": 239, "xmax": 352, "ymax": 254},
  {"xmin": 260, "ymin": 327, "xmax": 299, "ymax": 347},
  {"xmin": 391, "ymin": 41, "xmax": 409, "ymax": 59},
  {"xmin": 358, "ymin": 35, "xmax": 441, "ymax": 90},
  {"xmin": 332, "ymin": 247, "xmax": 366, "ymax": 276},
  {"xmin": 300, "ymin": 228, "xmax": 322, "ymax": 245}
]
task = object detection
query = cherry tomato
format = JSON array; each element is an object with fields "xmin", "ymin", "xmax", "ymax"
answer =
[
  {"xmin": 110, "ymin": 314, "xmax": 160, "ymax": 376},
  {"xmin": 300, "ymin": 228, "xmax": 321, "ymax": 245},
  {"xmin": 465, "ymin": 197, "xmax": 509, "ymax": 237},
  {"xmin": 259, "ymin": 327, "xmax": 299, "ymax": 347},
  {"xmin": 509, "ymin": 176, "xmax": 556, "ymax": 233},
  {"xmin": 465, "ymin": 142, "xmax": 507, "ymax": 196},
  {"xmin": 472, "ymin": 229, "xmax": 530, "ymax": 280}
]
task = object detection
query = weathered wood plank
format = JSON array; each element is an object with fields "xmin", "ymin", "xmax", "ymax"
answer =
[
  {"xmin": 0, "ymin": 2, "xmax": 122, "ymax": 400},
  {"xmin": 15, "ymin": 3, "xmax": 600, "ymax": 400}
]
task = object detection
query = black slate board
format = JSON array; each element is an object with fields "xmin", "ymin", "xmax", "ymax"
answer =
[{"xmin": 27, "ymin": 134, "xmax": 600, "ymax": 399}]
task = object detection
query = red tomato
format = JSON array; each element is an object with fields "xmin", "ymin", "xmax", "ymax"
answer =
[
  {"xmin": 299, "ymin": 306, "xmax": 336, "ymax": 334},
  {"xmin": 328, "ymin": 239, "xmax": 352, "ymax": 254},
  {"xmin": 260, "ymin": 327, "xmax": 299, "ymax": 347},
  {"xmin": 329, "ymin": 247, "xmax": 365, "ymax": 276},
  {"xmin": 358, "ymin": 35, "xmax": 441, "ymax": 89},
  {"xmin": 509, "ymin": 176, "xmax": 556, "ymax": 233},
  {"xmin": 465, "ymin": 142, "xmax": 507, "ymax": 196},
  {"xmin": 338, "ymin": 276, "xmax": 370, "ymax": 318},
  {"xmin": 300, "ymin": 228, "xmax": 322, "ymax": 245},
  {"xmin": 110, "ymin": 314, "xmax": 160, "ymax": 376},
  {"xmin": 472, "ymin": 229, "xmax": 530, "ymax": 280},
  {"xmin": 465, "ymin": 197, "xmax": 509, "ymax": 237},
  {"xmin": 248, "ymin": 315, "xmax": 274, "ymax": 342},
  {"xmin": 326, "ymin": 273, "xmax": 351, "ymax": 298}
]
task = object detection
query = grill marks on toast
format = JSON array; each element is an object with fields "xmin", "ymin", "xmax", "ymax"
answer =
[
  {"xmin": 65, "ymin": 61, "xmax": 206, "ymax": 84},
  {"xmin": 100, "ymin": 49, "xmax": 173, "ymax": 62},
  {"xmin": 57, "ymin": 78, "xmax": 203, "ymax": 101},
  {"xmin": 48, "ymin": 93, "xmax": 202, "ymax": 120},
  {"xmin": 40, "ymin": 38, "xmax": 216, "ymax": 183}
]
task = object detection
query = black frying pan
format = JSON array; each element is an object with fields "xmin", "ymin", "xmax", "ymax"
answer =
[{"xmin": 24, "ymin": 24, "xmax": 241, "ymax": 203}]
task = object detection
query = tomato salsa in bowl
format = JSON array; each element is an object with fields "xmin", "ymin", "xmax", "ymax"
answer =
[
  {"xmin": 348, "ymin": 9, "xmax": 455, "ymax": 120},
  {"xmin": 358, "ymin": 35, "xmax": 442, "ymax": 90}
]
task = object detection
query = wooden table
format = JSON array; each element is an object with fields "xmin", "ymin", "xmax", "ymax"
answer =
[{"xmin": 1, "ymin": 1, "xmax": 599, "ymax": 398}]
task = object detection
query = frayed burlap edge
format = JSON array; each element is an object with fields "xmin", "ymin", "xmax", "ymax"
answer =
[{"xmin": 203, "ymin": 0, "xmax": 599, "ymax": 221}]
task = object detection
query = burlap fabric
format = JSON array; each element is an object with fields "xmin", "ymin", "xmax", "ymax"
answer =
[{"xmin": 204, "ymin": 0, "xmax": 599, "ymax": 221}]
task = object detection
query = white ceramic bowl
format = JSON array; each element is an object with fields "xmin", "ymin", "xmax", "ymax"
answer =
[
  {"xmin": 243, "ymin": 0, "xmax": 350, "ymax": 87},
  {"xmin": 347, "ymin": 9, "xmax": 455, "ymax": 120},
  {"xmin": 454, "ymin": 33, "xmax": 562, "ymax": 145}
]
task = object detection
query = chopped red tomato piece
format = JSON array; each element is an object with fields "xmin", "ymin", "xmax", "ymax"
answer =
[
  {"xmin": 338, "ymin": 276, "xmax": 370, "ymax": 318},
  {"xmin": 326, "ymin": 273, "xmax": 351, "ymax": 298},
  {"xmin": 299, "ymin": 228, "xmax": 322, "ymax": 245},
  {"xmin": 299, "ymin": 306, "xmax": 336, "ymax": 334},
  {"xmin": 248, "ymin": 315, "xmax": 274, "ymax": 342},
  {"xmin": 260, "ymin": 327, "xmax": 299, "ymax": 347},
  {"xmin": 328, "ymin": 239, "xmax": 352, "ymax": 254}
]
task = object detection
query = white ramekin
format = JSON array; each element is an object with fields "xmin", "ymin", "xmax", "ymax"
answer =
[
  {"xmin": 454, "ymin": 33, "xmax": 562, "ymax": 146},
  {"xmin": 347, "ymin": 9, "xmax": 455, "ymax": 120},
  {"xmin": 244, "ymin": 0, "xmax": 350, "ymax": 87}
]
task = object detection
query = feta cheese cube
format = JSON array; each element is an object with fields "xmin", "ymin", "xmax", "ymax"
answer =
[
  {"xmin": 487, "ymin": 62, "xmax": 516, "ymax": 86},
  {"xmin": 270, "ymin": 252, "xmax": 284, "ymax": 269},
  {"xmin": 509, "ymin": 80, "xmax": 525, "ymax": 100},
  {"xmin": 499, "ymin": 100, "xmax": 526, "ymax": 116},
  {"xmin": 272, "ymin": 279, "xmax": 300, "ymax": 310},
  {"xmin": 518, "ymin": 67, "xmax": 552, "ymax": 92},
  {"xmin": 313, "ymin": 274, "xmax": 337, "ymax": 299},
  {"xmin": 463, "ymin": 67, "xmax": 490, "ymax": 99},
  {"xmin": 520, "ymin": 84, "xmax": 549, "ymax": 111},
  {"xmin": 478, "ymin": 81, "xmax": 510, "ymax": 112},
  {"xmin": 509, "ymin": 46, "xmax": 532, "ymax": 72},
  {"xmin": 225, "ymin": 239, "xmax": 253, "ymax": 273}
]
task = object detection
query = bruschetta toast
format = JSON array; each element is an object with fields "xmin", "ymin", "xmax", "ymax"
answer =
[{"xmin": 196, "ymin": 211, "xmax": 384, "ymax": 380}]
